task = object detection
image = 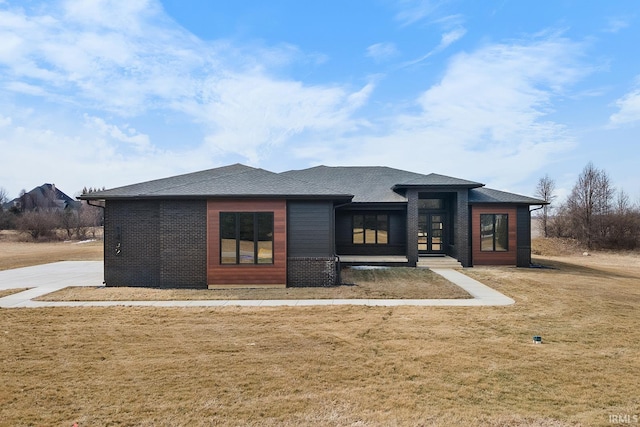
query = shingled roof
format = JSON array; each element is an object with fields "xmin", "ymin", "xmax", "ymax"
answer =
[
  {"xmin": 80, "ymin": 163, "xmax": 545, "ymax": 205},
  {"xmin": 469, "ymin": 187, "xmax": 546, "ymax": 205},
  {"xmin": 79, "ymin": 164, "xmax": 352, "ymax": 200},
  {"xmin": 281, "ymin": 166, "xmax": 483, "ymax": 203}
]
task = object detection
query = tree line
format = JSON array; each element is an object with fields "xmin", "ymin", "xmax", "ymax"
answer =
[
  {"xmin": 535, "ymin": 163, "xmax": 640, "ymax": 250},
  {"xmin": 0, "ymin": 186, "xmax": 103, "ymax": 240}
]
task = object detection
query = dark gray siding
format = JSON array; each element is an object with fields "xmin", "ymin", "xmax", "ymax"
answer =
[
  {"xmin": 287, "ymin": 200, "xmax": 338, "ymax": 287},
  {"xmin": 104, "ymin": 199, "xmax": 207, "ymax": 288},
  {"xmin": 287, "ymin": 201, "xmax": 334, "ymax": 257},
  {"xmin": 516, "ymin": 206, "xmax": 532, "ymax": 267},
  {"xmin": 336, "ymin": 208, "xmax": 406, "ymax": 256}
]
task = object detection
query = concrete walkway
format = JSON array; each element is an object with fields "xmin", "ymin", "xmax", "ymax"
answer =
[{"xmin": 0, "ymin": 261, "xmax": 514, "ymax": 308}]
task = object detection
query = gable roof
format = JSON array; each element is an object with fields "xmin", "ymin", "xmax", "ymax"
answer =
[
  {"xmin": 4, "ymin": 184, "xmax": 78, "ymax": 211},
  {"xmin": 280, "ymin": 166, "xmax": 482, "ymax": 203},
  {"xmin": 79, "ymin": 164, "xmax": 352, "ymax": 201}
]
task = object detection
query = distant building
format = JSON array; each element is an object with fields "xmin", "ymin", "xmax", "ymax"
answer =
[{"xmin": 3, "ymin": 184, "xmax": 79, "ymax": 211}]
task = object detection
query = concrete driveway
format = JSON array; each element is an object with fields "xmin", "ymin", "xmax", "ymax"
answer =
[
  {"xmin": 0, "ymin": 261, "xmax": 103, "ymax": 308},
  {"xmin": 0, "ymin": 261, "xmax": 515, "ymax": 308}
]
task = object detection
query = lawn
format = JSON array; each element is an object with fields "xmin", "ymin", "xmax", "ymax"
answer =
[
  {"xmin": 37, "ymin": 267, "xmax": 470, "ymax": 301},
  {"xmin": 0, "ymin": 239, "xmax": 639, "ymax": 425},
  {"xmin": 0, "ymin": 230, "xmax": 103, "ymax": 271}
]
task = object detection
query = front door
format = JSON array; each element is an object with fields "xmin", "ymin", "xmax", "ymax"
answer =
[{"xmin": 418, "ymin": 213, "xmax": 445, "ymax": 254}]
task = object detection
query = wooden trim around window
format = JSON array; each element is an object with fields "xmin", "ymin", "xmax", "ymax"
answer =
[
  {"xmin": 207, "ymin": 199, "xmax": 286, "ymax": 287},
  {"xmin": 471, "ymin": 205, "xmax": 517, "ymax": 265}
]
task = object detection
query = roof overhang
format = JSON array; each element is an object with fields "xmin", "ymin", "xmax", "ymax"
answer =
[{"xmin": 78, "ymin": 194, "xmax": 354, "ymax": 202}]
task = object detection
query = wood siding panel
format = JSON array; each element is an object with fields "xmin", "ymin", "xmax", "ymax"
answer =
[
  {"xmin": 207, "ymin": 199, "xmax": 287, "ymax": 286},
  {"xmin": 471, "ymin": 205, "xmax": 518, "ymax": 265}
]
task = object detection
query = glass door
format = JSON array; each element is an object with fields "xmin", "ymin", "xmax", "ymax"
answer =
[{"xmin": 418, "ymin": 213, "xmax": 445, "ymax": 254}]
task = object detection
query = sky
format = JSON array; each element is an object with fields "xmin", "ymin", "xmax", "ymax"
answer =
[{"xmin": 1, "ymin": 0, "xmax": 639, "ymax": 202}]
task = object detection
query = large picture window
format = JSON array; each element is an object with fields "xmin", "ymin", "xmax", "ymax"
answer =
[
  {"xmin": 220, "ymin": 212, "xmax": 274, "ymax": 264},
  {"xmin": 353, "ymin": 214, "xmax": 388, "ymax": 245},
  {"xmin": 480, "ymin": 214, "xmax": 508, "ymax": 252}
]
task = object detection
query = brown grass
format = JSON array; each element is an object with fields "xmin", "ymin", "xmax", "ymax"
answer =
[
  {"xmin": 1, "ymin": 239, "xmax": 639, "ymax": 425},
  {"xmin": 38, "ymin": 267, "xmax": 469, "ymax": 301},
  {"xmin": 0, "ymin": 230, "xmax": 103, "ymax": 271}
]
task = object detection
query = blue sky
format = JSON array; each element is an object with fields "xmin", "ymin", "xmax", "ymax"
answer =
[{"xmin": 1, "ymin": 0, "xmax": 639, "ymax": 201}]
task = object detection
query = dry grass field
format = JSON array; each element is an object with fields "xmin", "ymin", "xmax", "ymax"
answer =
[
  {"xmin": 38, "ymin": 267, "xmax": 469, "ymax": 301},
  {"xmin": 0, "ymin": 230, "xmax": 103, "ymax": 271},
  {"xmin": 0, "ymin": 238, "xmax": 639, "ymax": 425}
]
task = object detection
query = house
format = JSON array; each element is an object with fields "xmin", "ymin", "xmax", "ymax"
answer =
[
  {"xmin": 79, "ymin": 164, "xmax": 545, "ymax": 289},
  {"xmin": 4, "ymin": 184, "xmax": 79, "ymax": 212}
]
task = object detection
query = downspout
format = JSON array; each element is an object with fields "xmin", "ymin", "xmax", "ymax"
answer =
[{"xmin": 83, "ymin": 198, "xmax": 107, "ymax": 284}]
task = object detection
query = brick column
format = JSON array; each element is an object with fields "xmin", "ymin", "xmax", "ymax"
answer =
[
  {"xmin": 406, "ymin": 189, "xmax": 418, "ymax": 267},
  {"xmin": 455, "ymin": 189, "xmax": 471, "ymax": 267}
]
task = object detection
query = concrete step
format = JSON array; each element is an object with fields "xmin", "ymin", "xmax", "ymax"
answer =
[{"xmin": 417, "ymin": 256, "xmax": 463, "ymax": 269}]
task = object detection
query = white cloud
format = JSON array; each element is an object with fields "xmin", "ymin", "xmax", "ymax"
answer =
[
  {"xmin": 0, "ymin": 0, "xmax": 597, "ymax": 198},
  {"xmin": 439, "ymin": 27, "xmax": 466, "ymax": 50},
  {"xmin": 366, "ymin": 43, "xmax": 398, "ymax": 62},
  {"xmin": 401, "ymin": 26, "xmax": 466, "ymax": 67},
  {"xmin": 395, "ymin": 0, "xmax": 443, "ymax": 27},
  {"xmin": 0, "ymin": 0, "xmax": 371, "ymax": 167},
  {"xmin": 0, "ymin": 111, "xmax": 218, "ymax": 197},
  {"xmin": 192, "ymin": 74, "xmax": 373, "ymax": 162},
  {"xmin": 604, "ymin": 16, "xmax": 630, "ymax": 33},
  {"xmin": 609, "ymin": 84, "xmax": 640, "ymax": 126},
  {"xmin": 83, "ymin": 114, "xmax": 152, "ymax": 152},
  {"xmin": 294, "ymin": 37, "xmax": 584, "ymax": 193}
]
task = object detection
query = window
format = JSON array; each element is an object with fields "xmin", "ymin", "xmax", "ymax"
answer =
[
  {"xmin": 480, "ymin": 214, "xmax": 508, "ymax": 252},
  {"xmin": 353, "ymin": 214, "xmax": 388, "ymax": 244},
  {"xmin": 418, "ymin": 198, "xmax": 443, "ymax": 210},
  {"xmin": 220, "ymin": 212, "xmax": 274, "ymax": 264}
]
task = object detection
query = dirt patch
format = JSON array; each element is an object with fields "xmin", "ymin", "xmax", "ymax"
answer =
[{"xmin": 37, "ymin": 267, "xmax": 470, "ymax": 301}]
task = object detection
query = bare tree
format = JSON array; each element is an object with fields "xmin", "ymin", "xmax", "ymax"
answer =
[
  {"xmin": 534, "ymin": 174, "xmax": 556, "ymax": 237},
  {"xmin": 16, "ymin": 210, "xmax": 60, "ymax": 240},
  {"xmin": 0, "ymin": 187, "xmax": 12, "ymax": 230},
  {"xmin": 0, "ymin": 186, "xmax": 8, "ymax": 206},
  {"xmin": 606, "ymin": 190, "xmax": 640, "ymax": 249},
  {"xmin": 565, "ymin": 163, "xmax": 614, "ymax": 249},
  {"xmin": 59, "ymin": 208, "xmax": 79, "ymax": 239}
]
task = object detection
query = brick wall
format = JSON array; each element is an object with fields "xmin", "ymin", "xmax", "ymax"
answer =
[
  {"xmin": 455, "ymin": 189, "xmax": 470, "ymax": 267},
  {"xmin": 104, "ymin": 200, "xmax": 207, "ymax": 288},
  {"xmin": 159, "ymin": 201, "xmax": 207, "ymax": 288},
  {"xmin": 287, "ymin": 257, "xmax": 339, "ymax": 287}
]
